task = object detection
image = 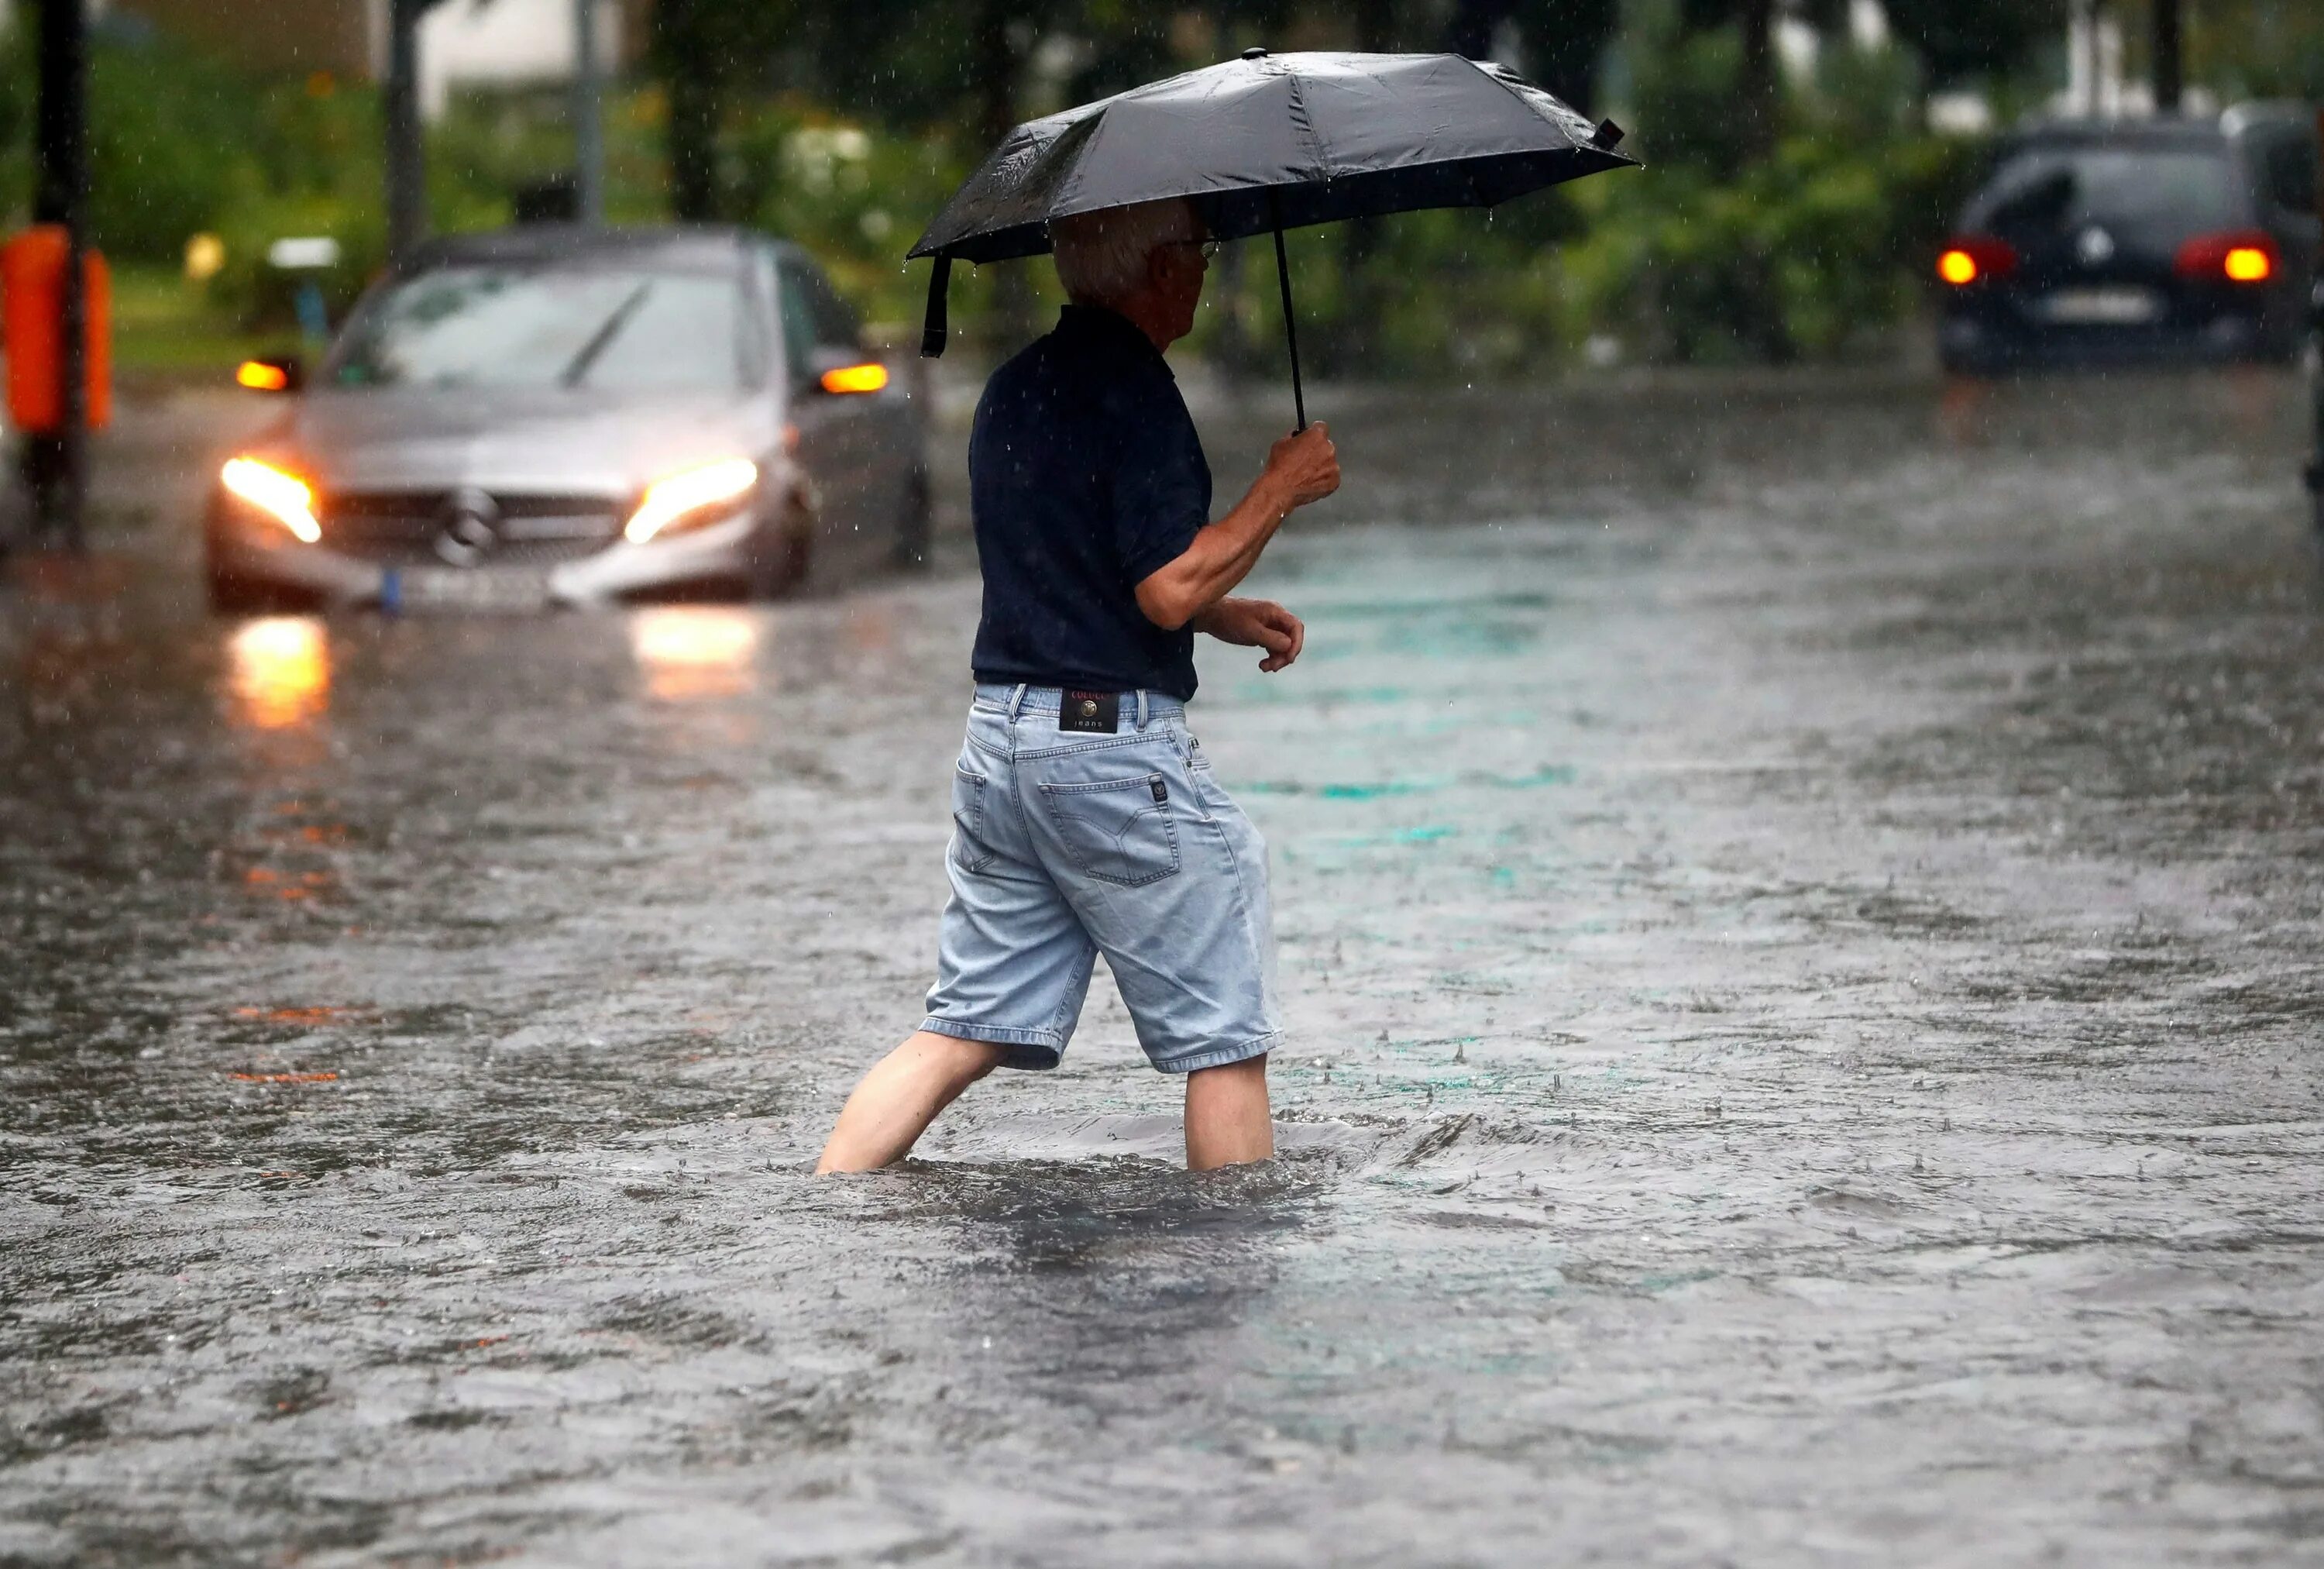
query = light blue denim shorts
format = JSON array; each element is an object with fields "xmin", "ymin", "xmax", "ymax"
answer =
[{"xmin": 920, "ymin": 684, "xmax": 1281, "ymax": 1074}]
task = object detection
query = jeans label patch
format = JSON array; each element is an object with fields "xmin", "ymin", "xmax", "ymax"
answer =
[
  {"xmin": 1150, "ymin": 776, "xmax": 1167, "ymax": 803},
  {"xmin": 1059, "ymin": 690, "xmax": 1119, "ymax": 734}
]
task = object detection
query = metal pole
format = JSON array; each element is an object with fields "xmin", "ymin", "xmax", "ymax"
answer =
[
  {"xmin": 32, "ymin": 0, "xmax": 88, "ymax": 552},
  {"xmin": 2308, "ymin": 107, "xmax": 2324, "ymax": 539},
  {"xmin": 1269, "ymin": 191, "xmax": 1306, "ymax": 433},
  {"xmin": 2152, "ymin": 0, "xmax": 2181, "ymax": 114},
  {"xmin": 572, "ymin": 0, "xmax": 605, "ymax": 224},
  {"xmin": 385, "ymin": 0, "xmax": 429, "ymax": 263}
]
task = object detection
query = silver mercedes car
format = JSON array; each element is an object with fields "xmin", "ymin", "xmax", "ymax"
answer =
[{"xmin": 205, "ymin": 225, "xmax": 928, "ymax": 613}]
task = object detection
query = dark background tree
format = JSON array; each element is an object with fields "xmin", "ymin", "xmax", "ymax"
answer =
[
  {"xmin": 1513, "ymin": 0, "xmax": 1624, "ymax": 113},
  {"xmin": 1679, "ymin": 0, "xmax": 1777, "ymax": 158},
  {"xmin": 1882, "ymin": 0, "xmax": 2068, "ymax": 89},
  {"xmin": 648, "ymin": 0, "xmax": 794, "ymax": 222}
]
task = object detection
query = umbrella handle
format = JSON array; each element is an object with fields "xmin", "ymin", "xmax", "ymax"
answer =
[{"xmin": 1268, "ymin": 193, "xmax": 1306, "ymax": 433}]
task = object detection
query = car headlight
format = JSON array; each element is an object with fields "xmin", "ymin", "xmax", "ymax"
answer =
[
  {"xmin": 220, "ymin": 456, "xmax": 321, "ymax": 544},
  {"xmin": 624, "ymin": 458, "xmax": 759, "ymax": 545}
]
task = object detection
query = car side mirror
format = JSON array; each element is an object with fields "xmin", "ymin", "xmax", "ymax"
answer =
[
  {"xmin": 235, "ymin": 354, "xmax": 304, "ymax": 394},
  {"xmin": 806, "ymin": 344, "xmax": 889, "ymax": 396}
]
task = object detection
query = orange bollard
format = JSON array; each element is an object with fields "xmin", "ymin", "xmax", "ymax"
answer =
[{"xmin": 2, "ymin": 224, "xmax": 111, "ymax": 433}]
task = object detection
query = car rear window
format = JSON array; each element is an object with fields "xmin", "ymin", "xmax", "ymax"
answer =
[
  {"xmin": 331, "ymin": 265, "xmax": 763, "ymax": 392},
  {"xmin": 1969, "ymin": 146, "xmax": 2243, "ymax": 240}
]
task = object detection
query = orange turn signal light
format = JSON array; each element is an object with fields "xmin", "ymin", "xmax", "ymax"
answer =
[
  {"xmin": 819, "ymin": 362, "xmax": 889, "ymax": 395},
  {"xmin": 236, "ymin": 359, "xmax": 290, "ymax": 391},
  {"xmin": 1937, "ymin": 249, "xmax": 1978, "ymax": 286}
]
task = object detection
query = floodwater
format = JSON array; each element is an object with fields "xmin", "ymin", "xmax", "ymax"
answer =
[{"xmin": 3, "ymin": 370, "xmax": 2321, "ymax": 1565}]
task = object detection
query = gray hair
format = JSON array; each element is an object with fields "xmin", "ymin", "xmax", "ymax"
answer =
[{"xmin": 1049, "ymin": 198, "xmax": 1201, "ymax": 306}]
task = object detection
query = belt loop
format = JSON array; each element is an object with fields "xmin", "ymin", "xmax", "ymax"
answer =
[
  {"xmin": 1136, "ymin": 689, "xmax": 1150, "ymax": 731},
  {"xmin": 1007, "ymin": 683, "xmax": 1028, "ymax": 723}
]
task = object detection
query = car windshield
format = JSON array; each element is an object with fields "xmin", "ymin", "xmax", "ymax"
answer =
[
  {"xmin": 332, "ymin": 264, "xmax": 757, "ymax": 391},
  {"xmin": 1972, "ymin": 146, "xmax": 2241, "ymax": 239}
]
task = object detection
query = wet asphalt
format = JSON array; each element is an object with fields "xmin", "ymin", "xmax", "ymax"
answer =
[{"xmin": 2, "ymin": 368, "xmax": 2321, "ymax": 1566}]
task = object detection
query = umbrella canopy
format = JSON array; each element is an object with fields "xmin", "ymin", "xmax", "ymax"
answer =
[
  {"xmin": 911, "ymin": 50, "xmax": 1632, "ymax": 266},
  {"xmin": 907, "ymin": 48, "xmax": 1638, "ymax": 423}
]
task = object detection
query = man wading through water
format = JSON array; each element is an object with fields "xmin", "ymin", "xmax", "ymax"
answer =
[{"xmin": 817, "ymin": 198, "xmax": 1340, "ymax": 1172}]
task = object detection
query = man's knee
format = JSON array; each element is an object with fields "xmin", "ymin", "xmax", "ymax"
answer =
[{"xmin": 915, "ymin": 1030, "xmax": 1009, "ymax": 1087}]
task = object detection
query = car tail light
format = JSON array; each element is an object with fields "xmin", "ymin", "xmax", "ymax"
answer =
[
  {"xmin": 1937, "ymin": 235, "xmax": 2016, "ymax": 287},
  {"xmin": 2174, "ymin": 230, "xmax": 2280, "ymax": 284}
]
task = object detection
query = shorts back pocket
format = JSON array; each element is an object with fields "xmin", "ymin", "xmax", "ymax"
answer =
[
  {"xmin": 952, "ymin": 766, "xmax": 995, "ymax": 873},
  {"xmin": 1040, "ymin": 773, "xmax": 1181, "ymax": 887}
]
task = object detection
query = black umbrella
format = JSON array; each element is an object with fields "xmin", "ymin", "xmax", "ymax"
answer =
[{"xmin": 907, "ymin": 48, "xmax": 1638, "ymax": 428}]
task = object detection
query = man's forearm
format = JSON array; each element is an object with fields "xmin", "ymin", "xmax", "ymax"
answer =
[{"xmin": 1135, "ymin": 475, "xmax": 1295, "ymax": 630}]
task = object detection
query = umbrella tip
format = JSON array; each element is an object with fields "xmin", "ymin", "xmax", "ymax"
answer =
[{"xmin": 1241, "ymin": 46, "xmax": 1267, "ymax": 60}]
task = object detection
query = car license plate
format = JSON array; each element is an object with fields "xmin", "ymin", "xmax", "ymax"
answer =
[
  {"xmin": 385, "ymin": 566, "xmax": 553, "ymax": 614},
  {"xmin": 2036, "ymin": 287, "xmax": 2162, "ymax": 325}
]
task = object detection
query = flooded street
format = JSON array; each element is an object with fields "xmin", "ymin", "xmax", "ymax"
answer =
[{"xmin": 4, "ymin": 370, "xmax": 2322, "ymax": 1564}]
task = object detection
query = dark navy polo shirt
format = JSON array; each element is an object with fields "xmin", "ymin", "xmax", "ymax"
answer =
[{"xmin": 968, "ymin": 304, "xmax": 1211, "ymax": 701}]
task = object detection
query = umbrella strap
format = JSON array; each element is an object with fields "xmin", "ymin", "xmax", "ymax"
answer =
[{"xmin": 920, "ymin": 254, "xmax": 953, "ymax": 359}]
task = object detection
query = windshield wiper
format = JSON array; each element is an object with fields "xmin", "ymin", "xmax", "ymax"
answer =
[{"xmin": 557, "ymin": 281, "xmax": 655, "ymax": 388}]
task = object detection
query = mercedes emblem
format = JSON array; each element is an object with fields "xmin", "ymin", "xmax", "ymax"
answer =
[{"xmin": 434, "ymin": 487, "xmax": 501, "ymax": 567}]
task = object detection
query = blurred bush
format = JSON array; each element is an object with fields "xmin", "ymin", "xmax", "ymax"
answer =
[
  {"xmin": 713, "ymin": 100, "xmax": 988, "ymax": 335},
  {"xmin": 1191, "ymin": 23, "xmax": 1983, "ymax": 377},
  {"xmin": 1556, "ymin": 26, "xmax": 1983, "ymax": 364},
  {"xmin": 0, "ymin": 23, "xmax": 389, "ymax": 330}
]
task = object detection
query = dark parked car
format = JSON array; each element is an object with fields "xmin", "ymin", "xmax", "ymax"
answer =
[
  {"xmin": 207, "ymin": 226, "xmax": 928, "ymax": 612},
  {"xmin": 1937, "ymin": 105, "xmax": 2319, "ymax": 373}
]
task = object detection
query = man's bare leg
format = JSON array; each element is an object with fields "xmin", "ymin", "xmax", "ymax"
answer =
[
  {"xmin": 816, "ymin": 1031, "xmax": 1008, "ymax": 1173},
  {"xmin": 1184, "ymin": 1055, "xmax": 1274, "ymax": 1171}
]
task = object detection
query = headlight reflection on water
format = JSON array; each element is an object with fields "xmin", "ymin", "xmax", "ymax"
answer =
[
  {"xmin": 628, "ymin": 606, "xmax": 761, "ymax": 703},
  {"xmin": 226, "ymin": 617, "xmax": 331, "ymax": 730}
]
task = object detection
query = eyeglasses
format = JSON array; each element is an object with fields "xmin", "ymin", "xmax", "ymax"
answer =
[{"xmin": 1164, "ymin": 239, "xmax": 1222, "ymax": 260}]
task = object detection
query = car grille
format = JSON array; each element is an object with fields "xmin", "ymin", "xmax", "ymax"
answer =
[{"xmin": 321, "ymin": 490, "xmax": 624, "ymax": 566}]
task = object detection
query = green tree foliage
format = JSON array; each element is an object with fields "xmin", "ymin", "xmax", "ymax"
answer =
[
  {"xmin": 0, "ymin": 22, "xmax": 394, "ymax": 323},
  {"xmin": 2188, "ymin": 0, "xmax": 2324, "ymax": 102},
  {"xmin": 23, "ymin": 0, "xmax": 2309, "ymax": 368}
]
